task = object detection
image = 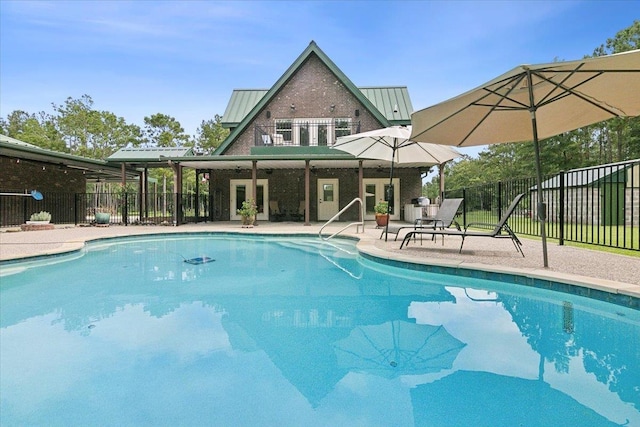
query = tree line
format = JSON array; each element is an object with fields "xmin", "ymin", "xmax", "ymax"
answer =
[
  {"xmin": 2, "ymin": 21, "xmax": 638, "ymax": 197},
  {"xmin": 0, "ymin": 94, "xmax": 229, "ymax": 160},
  {"xmin": 424, "ymin": 20, "xmax": 640, "ymax": 198}
]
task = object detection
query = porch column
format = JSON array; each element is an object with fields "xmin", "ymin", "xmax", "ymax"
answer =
[
  {"xmin": 143, "ymin": 167, "xmax": 148, "ymax": 219},
  {"xmin": 252, "ymin": 161, "xmax": 258, "ymax": 225},
  {"xmin": 208, "ymin": 169, "xmax": 214, "ymax": 222},
  {"xmin": 252, "ymin": 161, "xmax": 258, "ymax": 197},
  {"xmin": 170, "ymin": 161, "xmax": 182, "ymax": 225},
  {"xmin": 195, "ymin": 169, "xmax": 200, "ymax": 223},
  {"xmin": 358, "ymin": 160, "xmax": 363, "ymax": 221},
  {"xmin": 121, "ymin": 163, "xmax": 127, "ymax": 187},
  {"xmin": 120, "ymin": 163, "xmax": 129, "ymax": 225},
  {"xmin": 304, "ymin": 160, "xmax": 310, "ymax": 226},
  {"xmin": 139, "ymin": 168, "xmax": 145, "ymax": 222}
]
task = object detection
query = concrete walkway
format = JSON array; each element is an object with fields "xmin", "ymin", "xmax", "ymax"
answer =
[{"xmin": 1, "ymin": 221, "xmax": 639, "ymax": 299}]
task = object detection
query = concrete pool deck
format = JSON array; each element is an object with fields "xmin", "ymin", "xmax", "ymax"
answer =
[{"xmin": 1, "ymin": 221, "xmax": 639, "ymax": 301}]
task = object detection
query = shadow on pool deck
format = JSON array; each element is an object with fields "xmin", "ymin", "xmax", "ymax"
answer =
[{"xmin": 1, "ymin": 221, "xmax": 639, "ymax": 293}]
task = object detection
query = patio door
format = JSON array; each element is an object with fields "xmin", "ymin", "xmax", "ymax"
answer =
[
  {"xmin": 363, "ymin": 178, "xmax": 400, "ymax": 220},
  {"xmin": 317, "ymin": 178, "xmax": 339, "ymax": 220},
  {"xmin": 294, "ymin": 119, "xmax": 332, "ymax": 146},
  {"xmin": 230, "ymin": 179, "xmax": 269, "ymax": 221}
]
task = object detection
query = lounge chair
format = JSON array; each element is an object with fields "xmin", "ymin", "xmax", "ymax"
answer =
[
  {"xmin": 399, "ymin": 193, "xmax": 526, "ymax": 257},
  {"xmin": 269, "ymin": 201, "xmax": 286, "ymax": 221},
  {"xmin": 382, "ymin": 198, "xmax": 464, "ymax": 241}
]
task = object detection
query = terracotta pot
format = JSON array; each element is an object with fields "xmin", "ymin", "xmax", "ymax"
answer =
[{"xmin": 375, "ymin": 213, "xmax": 389, "ymax": 227}]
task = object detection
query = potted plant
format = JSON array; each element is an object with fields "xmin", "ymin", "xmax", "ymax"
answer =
[
  {"xmin": 374, "ymin": 200, "xmax": 389, "ymax": 227},
  {"xmin": 94, "ymin": 208, "xmax": 111, "ymax": 225},
  {"xmin": 27, "ymin": 211, "xmax": 51, "ymax": 224},
  {"xmin": 237, "ymin": 199, "xmax": 258, "ymax": 227}
]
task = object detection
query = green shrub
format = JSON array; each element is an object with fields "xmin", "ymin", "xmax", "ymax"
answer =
[{"xmin": 30, "ymin": 211, "xmax": 51, "ymax": 221}]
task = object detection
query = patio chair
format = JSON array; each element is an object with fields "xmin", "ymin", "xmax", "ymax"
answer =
[
  {"xmin": 399, "ymin": 193, "xmax": 526, "ymax": 257},
  {"xmin": 382, "ymin": 198, "xmax": 463, "ymax": 241},
  {"xmin": 269, "ymin": 201, "xmax": 286, "ymax": 222},
  {"xmin": 290, "ymin": 201, "xmax": 305, "ymax": 222}
]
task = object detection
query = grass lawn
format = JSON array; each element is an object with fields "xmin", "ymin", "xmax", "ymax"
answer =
[{"xmin": 461, "ymin": 211, "xmax": 639, "ymax": 255}]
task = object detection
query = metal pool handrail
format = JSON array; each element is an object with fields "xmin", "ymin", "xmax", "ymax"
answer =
[{"xmin": 319, "ymin": 197, "xmax": 365, "ymax": 240}]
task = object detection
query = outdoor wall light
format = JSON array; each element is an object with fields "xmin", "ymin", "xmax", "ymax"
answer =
[
  {"xmin": 290, "ymin": 104, "xmax": 295, "ymax": 111},
  {"xmin": 265, "ymin": 169, "xmax": 273, "ymax": 175},
  {"xmin": 355, "ymin": 109, "xmax": 360, "ymax": 117},
  {"xmin": 236, "ymin": 166, "xmax": 241, "ymax": 174},
  {"xmin": 330, "ymin": 104, "xmax": 335, "ymax": 112},
  {"xmin": 266, "ymin": 110, "xmax": 271, "ymax": 119}
]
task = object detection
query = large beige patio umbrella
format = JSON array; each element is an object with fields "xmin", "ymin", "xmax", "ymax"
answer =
[
  {"xmin": 333, "ymin": 125, "xmax": 461, "ymax": 240},
  {"xmin": 410, "ymin": 49, "xmax": 640, "ymax": 267}
]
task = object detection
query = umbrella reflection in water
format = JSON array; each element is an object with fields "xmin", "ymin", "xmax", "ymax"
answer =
[{"xmin": 333, "ymin": 320, "xmax": 466, "ymax": 379}]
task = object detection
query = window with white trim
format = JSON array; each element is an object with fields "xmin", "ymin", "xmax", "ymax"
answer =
[{"xmin": 275, "ymin": 120, "xmax": 292, "ymax": 145}]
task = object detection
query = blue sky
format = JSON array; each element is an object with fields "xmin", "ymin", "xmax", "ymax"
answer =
[{"xmin": 1, "ymin": 0, "xmax": 638, "ymax": 158}]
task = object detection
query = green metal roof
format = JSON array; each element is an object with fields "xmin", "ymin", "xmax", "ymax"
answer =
[
  {"xmin": 251, "ymin": 146, "xmax": 347, "ymax": 156},
  {"xmin": 107, "ymin": 146, "xmax": 195, "ymax": 160},
  {"xmin": 214, "ymin": 41, "xmax": 392, "ymax": 155},
  {"xmin": 359, "ymin": 87, "xmax": 413, "ymax": 124},
  {"xmin": 0, "ymin": 134, "xmax": 140, "ymax": 180},
  {"xmin": 0, "ymin": 134, "xmax": 41, "ymax": 149},
  {"xmin": 221, "ymin": 86, "xmax": 412, "ymax": 128},
  {"xmin": 221, "ymin": 89, "xmax": 269, "ymax": 127}
]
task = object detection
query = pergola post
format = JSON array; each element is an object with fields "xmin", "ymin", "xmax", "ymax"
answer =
[
  {"xmin": 358, "ymin": 160, "xmax": 363, "ymax": 222},
  {"xmin": 170, "ymin": 161, "xmax": 182, "ymax": 226},
  {"xmin": 252, "ymin": 161, "xmax": 258, "ymax": 224},
  {"xmin": 304, "ymin": 160, "xmax": 310, "ymax": 226}
]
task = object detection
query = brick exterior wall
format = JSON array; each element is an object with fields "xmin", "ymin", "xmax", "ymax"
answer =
[
  {"xmin": 225, "ymin": 54, "xmax": 384, "ymax": 156},
  {"xmin": 209, "ymin": 167, "xmax": 421, "ymax": 222},
  {"xmin": 0, "ymin": 156, "xmax": 86, "ymax": 225},
  {"xmin": 213, "ymin": 53, "xmax": 423, "ymax": 221}
]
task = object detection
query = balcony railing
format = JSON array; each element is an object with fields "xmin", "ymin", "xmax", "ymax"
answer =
[{"xmin": 254, "ymin": 120, "xmax": 361, "ymax": 147}]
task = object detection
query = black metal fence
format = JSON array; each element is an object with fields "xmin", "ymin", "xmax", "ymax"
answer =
[
  {"xmin": 0, "ymin": 192, "xmax": 211, "ymax": 227},
  {"xmin": 444, "ymin": 159, "xmax": 639, "ymax": 251},
  {"xmin": 254, "ymin": 120, "xmax": 361, "ymax": 147},
  {"xmin": 2, "ymin": 160, "xmax": 638, "ymax": 251}
]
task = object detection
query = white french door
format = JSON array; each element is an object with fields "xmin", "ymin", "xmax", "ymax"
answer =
[
  {"xmin": 317, "ymin": 178, "xmax": 339, "ymax": 220},
  {"xmin": 363, "ymin": 178, "xmax": 400, "ymax": 220},
  {"xmin": 230, "ymin": 179, "xmax": 269, "ymax": 221}
]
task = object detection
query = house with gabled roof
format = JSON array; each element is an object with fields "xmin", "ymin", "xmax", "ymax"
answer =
[
  {"xmin": 186, "ymin": 41, "xmax": 425, "ymax": 223},
  {"xmin": 108, "ymin": 41, "xmax": 429, "ymax": 225}
]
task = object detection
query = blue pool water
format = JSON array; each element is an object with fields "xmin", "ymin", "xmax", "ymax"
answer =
[{"xmin": 1, "ymin": 234, "xmax": 638, "ymax": 426}]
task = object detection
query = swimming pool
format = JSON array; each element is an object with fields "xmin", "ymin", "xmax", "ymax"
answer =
[{"xmin": 1, "ymin": 234, "xmax": 638, "ymax": 426}]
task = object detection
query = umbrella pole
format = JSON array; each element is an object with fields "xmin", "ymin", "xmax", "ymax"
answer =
[
  {"xmin": 533, "ymin": 135, "xmax": 549, "ymax": 268},
  {"xmin": 527, "ymin": 70, "xmax": 549, "ymax": 268}
]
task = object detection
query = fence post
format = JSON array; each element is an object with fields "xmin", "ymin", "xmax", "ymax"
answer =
[
  {"xmin": 559, "ymin": 170, "xmax": 565, "ymax": 246},
  {"xmin": 74, "ymin": 193, "xmax": 78, "ymax": 225},
  {"xmin": 462, "ymin": 188, "xmax": 467, "ymax": 227},
  {"xmin": 497, "ymin": 181, "xmax": 503, "ymax": 221},
  {"xmin": 123, "ymin": 193, "xmax": 129, "ymax": 226},
  {"xmin": 22, "ymin": 195, "xmax": 28, "ymax": 224}
]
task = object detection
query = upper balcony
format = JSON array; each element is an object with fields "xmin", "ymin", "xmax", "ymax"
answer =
[{"xmin": 253, "ymin": 119, "xmax": 361, "ymax": 149}]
